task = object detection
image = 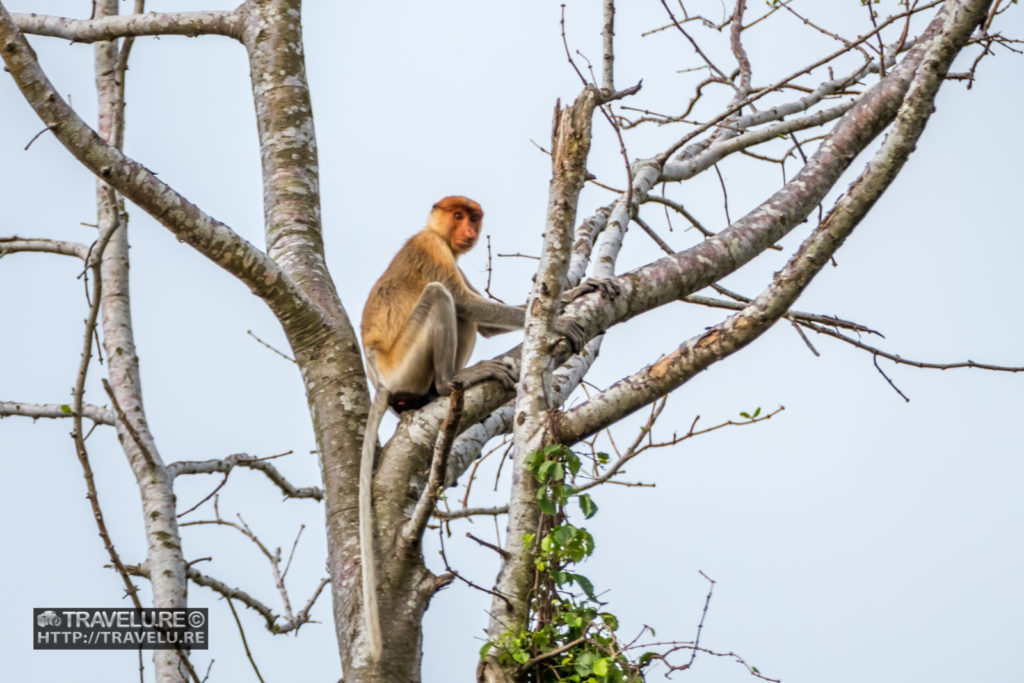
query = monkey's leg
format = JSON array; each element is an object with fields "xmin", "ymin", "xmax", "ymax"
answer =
[{"xmin": 383, "ymin": 282, "xmax": 460, "ymax": 395}]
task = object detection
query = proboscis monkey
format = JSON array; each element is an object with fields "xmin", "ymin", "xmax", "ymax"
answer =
[{"xmin": 357, "ymin": 196, "xmax": 586, "ymax": 660}]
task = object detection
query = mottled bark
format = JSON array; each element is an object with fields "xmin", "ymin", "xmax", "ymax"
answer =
[
  {"xmin": 0, "ymin": 5, "xmax": 316, "ymax": 332},
  {"xmin": 553, "ymin": 0, "xmax": 993, "ymax": 444},
  {"xmin": 478, "ymin": 88, "xmax": 601, "ymax": 683},
  {"xmin": 12, "ymin": 9, "xmax": 241, "ymax": 42},
  {"xmin": 0, "ymin": 1, "xmax": 1003, "ymax": 681},
  {"xmin": 92, "ymin": 2, "xmax": 188, "ymax": 681}
]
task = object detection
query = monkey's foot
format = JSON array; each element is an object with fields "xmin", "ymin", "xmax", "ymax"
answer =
[
  {"xmin": 554, "ymin": 317, "xmax": 588, "ymax": 354},
  {"xmin": 561, "ymin": 277, "xmax": 622, "ymax": 305},
  {"xmin": 452, "ymin": 360, "xmax": 518, "ymax": 391}
]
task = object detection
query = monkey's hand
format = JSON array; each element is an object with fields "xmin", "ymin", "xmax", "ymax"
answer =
[
  {"xmin": 560, "ymin": 278, "xmax": 622, "ymax": 306},
  {"xmin": 448, "ymin": 359, "xmax": 519, "ymax": 392},
  {"xmin": 553, "ymin": 317, "xmax": 588, "ymax": 354}
]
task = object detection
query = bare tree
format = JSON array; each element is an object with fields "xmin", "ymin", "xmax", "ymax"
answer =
[{"xmin": 1, "ymin": 1, "xmax": 1020, "ymax": 682}]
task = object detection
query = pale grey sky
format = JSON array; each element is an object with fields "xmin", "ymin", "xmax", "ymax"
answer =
[{"xmin": 2, "ymin": 2, "xmax": 1022, "ymax": 681}]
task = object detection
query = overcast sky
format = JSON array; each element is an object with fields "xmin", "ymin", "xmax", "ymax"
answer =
[{"xmin": 2, "ymin": 1, "xmax": 1022, "ymax": 682}]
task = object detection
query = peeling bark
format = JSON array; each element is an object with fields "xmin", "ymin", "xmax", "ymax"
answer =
[{"xmin": 478, "ymin": 87, "xmax": 601, "ymax": 683}]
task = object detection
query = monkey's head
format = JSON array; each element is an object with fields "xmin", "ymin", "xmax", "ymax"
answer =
[{"xmin": 430, "ymin": 196, "xmax": 483, "ymax": 255}]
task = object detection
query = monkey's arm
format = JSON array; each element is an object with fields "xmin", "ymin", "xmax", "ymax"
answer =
[
  {"xmin": 477, "ymin": 325, "xmax": 517, "ymax": 338},
  {"xmin": 458, "ymin": 295, "xmax": 588, "ymax": 352},
  {"xmin": 476, "ymin": 303, "xmax": 527, "ymax": 337},
  {"xmin": 455, "ymin": 297, "xmax": 526, "ymax": 332}
]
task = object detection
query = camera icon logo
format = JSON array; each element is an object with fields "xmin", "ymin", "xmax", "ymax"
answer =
[{"xmin": 37, "ymin": 611, "xmax": 61, "ymax": 628}]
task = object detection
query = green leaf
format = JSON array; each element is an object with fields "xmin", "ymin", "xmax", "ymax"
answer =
[
  {"xmin": 537, "ymin": 460, "xmax": 556, "ymax": 483},
  {"xmin": 579, "ymin": 529, "xmax": 595, "ymax": 553},
  {"xmin": 538, "ymin": 493, "xmax": 557, "ymax": 516},
  {"xmin": 550, "ymin": 483, "xmax": 569, "ymax": 506},
  {"xmin": 593, "ymin": 658, "xmax": 609, "ymax": 676},
  {"xmin": 565, "ymin": 449, "xmax": 581, "ymax": 475},
  {"xmin": 527, "ymin": 450, "xmax": 545, "ymax": 472},
  {"xmin": 740, "ymin": 411, "xmax": 750, "ymax": 419},
  {"xmin": 579, "ymin": 493, "xmax": 598, "ymax": 519},
  {"xmin": 570, "ymin": 572, "xmax": 598, "ymax": 601},
  {"xmin": 60, "ymin": 404, "xmax": 72, "ymax": 415},
  {"xmin": 479, "ymin": 641, "xmax": 493, "ymax": 660},
  {"xmin": 553, "ymin": 524, "xmax": 576, "ymax": 545},
  {"xmin": 575, "ymin": 651, "xmax": 597, "ymax": 675},
  {"xmin": 600, "ymin": 612, "xmax": 619, "ymax": 630},
  {"xmin": 753, "ymin": 406, "xmax": 761, "ymax": 418},
  {"xmin": 513, "ymin": 649, "xmax": 530, "ymax": 664}
]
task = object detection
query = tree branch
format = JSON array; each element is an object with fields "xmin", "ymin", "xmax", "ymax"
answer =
[
  {"xmin": 554, "ymin": 9, "xmax": 953, "ymax": 362},
  {"xmin": 800, "ymin": 320, "xmax": 1024, "ymax": 373},
  {"xmin": 402, "ymin": 383, "xmax": 464, "ymax": 549},
  {"xmin": 0, "ymin": 400, "xmax": 114, "ymax": 424},
  {"xmin": 237, "ymin": 0, "xmax": 342, "ymax": 324},
  {"xmin": 128, "ymin": 562, "xmax": 329, "ymax": 635},
  {"xmin": 480, "ymin": 86, "xmax": 603, "ymax": 679},
  {"xmin": 555, "ymin": 0, "xmax": 993, "ymax": 444},
  {"xmin": 0, "ymin": 5, "xmax": 324, "ymax": 333},
  {"xmin": 683, "ymin": 294, "xmax": 881, "ymax": 336},
  {"xmin": 0, "ymin": 236, "xmax": 89, "ymax": 259},
  {"xmin": 433, "ymin": 505, "xmax": 509, "ymax": 521},
  {"xmin": 167, "ymin": 453, "xmax": 323, "ymax": 501},
  {"xmin": 601, "ymin": 0, "xmax": 615, "ymax": 92},
  {"xmin": 12, "ymin": 9, "xmax": 242, "ymax": 42}
]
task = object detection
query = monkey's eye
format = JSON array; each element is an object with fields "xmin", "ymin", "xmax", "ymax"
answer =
[{"xmin": 454, "ymin": 211, "xmax": 465, "ymax": 220}]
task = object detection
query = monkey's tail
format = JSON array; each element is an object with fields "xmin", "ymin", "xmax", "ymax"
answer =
[{"xmin": 360, "ymin": 387, "xmax": 389, "ymax": 662}]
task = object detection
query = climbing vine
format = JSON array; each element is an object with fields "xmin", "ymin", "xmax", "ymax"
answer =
[{"xmin": 482, "ymin": 444, "xmax": 651, "ymax": 682}]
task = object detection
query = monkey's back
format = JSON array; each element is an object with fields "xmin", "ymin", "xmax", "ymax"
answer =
[{"xmin": 360, "ymin": 229, "xmax": 467, "ymax": 355}]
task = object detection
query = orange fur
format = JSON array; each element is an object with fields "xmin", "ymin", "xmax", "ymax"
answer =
[
  {"xmin": 361, "ymin": 196, "xmax": 485, "ymax": 393},
  {"xmin": 357, "ymin": 196, "xmax": 521, "ymax": 662},
  {"xmin": 356, "ymin": 196, "xmax": 593, "ymax": 659}
]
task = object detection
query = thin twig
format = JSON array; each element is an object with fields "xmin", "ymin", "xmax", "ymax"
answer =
[
  {"xmin": 101, "ymin": 378, "xmax": 158, "ymax": 469},
  {"xmin": 437, "ymin": 526, "xmax": 514, "ymax": 609},
  {"xmin": 560, "ymin": 4, "xmax": 588, "ymax": 86},
  {"xmin": 68, "ymin": 228, "xmax": 145, "ymax": 614},
  {"xmin": 226, "ymin": 598, "xmax": 266, "ymax": 683},
  {"xmin": 168, "ymin": 452, "xmax": 322, "ymax": 500},
  {"xmin": 466, "ymin": 532, "xmax": 511, "ymax": 559},
  {"xmin": 799, "ymin": 319, "xmax": 1024, "ymax": 373},
  {"xmin": 23, "ymin": 125, "xmax": 56, "ymax": 150},
  {"xmin": 246, "ymin": 330, "xmax": 296, "ymax": 363},
  {"xmin": 403, "ymin": 383, "xmax": 465, "ymax": 548},
  {"xmin": 434, "ymin": 505, "xmax": 509, "ymax": 520},
  {"xmin": 687, "ymin": 571, "xmax": 716, "ymax": 668},
  {"xmin": 873, "ymin": 354, "xmax": 910, "ymax": 402}
]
